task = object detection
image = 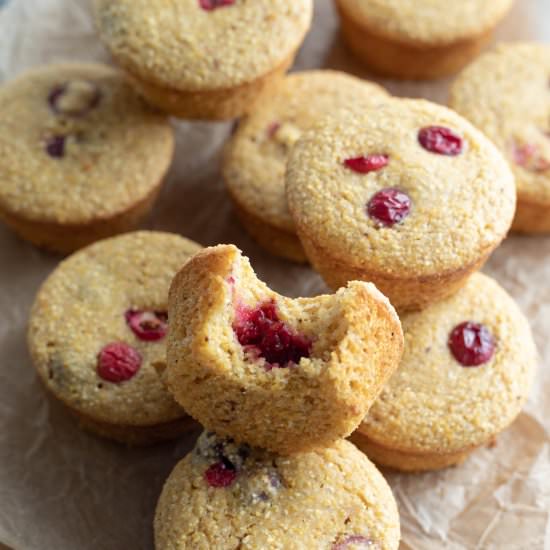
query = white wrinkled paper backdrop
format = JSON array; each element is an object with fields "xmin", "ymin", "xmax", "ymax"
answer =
[{"xmin": 0, "ymin": 1, "xmax": 549, "ymax": 549}]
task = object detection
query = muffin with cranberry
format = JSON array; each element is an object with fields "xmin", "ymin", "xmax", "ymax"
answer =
[
  {"xmin": 0, "ymin": 63, "xmax": 174, "ymax": 253},
  {"xmin": 286, "ymin": 97, "xmax": 516, "ymax": 311},
  {"xmin": 164, "ymin": 244, "xmax": 403, "ymax": 455},
  {"xmin": 155, "ymin": 432, "xmax": 400, "ymax": 549},
  {"xmin": 222, "ymin": 70, "xmax": 388, "ymax": 262},
  {"xmin": 28, "ymin": 231, "xmax": 202, "ymax": 445},
  {"xmin": 335, "ymin": 0, "xmax": 513, "ymax": 79},
  {"xmin": 450, "ymin": 42, "xmax": 550, "ymax": 233},
  {"xmin": 351, "ymin": 273, "xmax": 537, "ymax": 472},
  {"xmin": 94, "ymin": 0, "xmax": 313, "ymax": 120}
]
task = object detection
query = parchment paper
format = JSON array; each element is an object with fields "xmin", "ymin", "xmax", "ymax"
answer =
[{"xmin": 0, "ymin": 1, "xmax": 549, "ymax": 549}]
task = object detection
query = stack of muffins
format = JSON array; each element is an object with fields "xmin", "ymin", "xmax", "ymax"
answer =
[
  {"xmin": 225, "ymin": 74, "xmax": 538, "ymax": 475},
  {"xmin": 158, "ymin": 243, "xmax": 405, "ymax": 548},
  {"xmin": 0, "ymin": 0, "xmax": 545, "ymax": 548}
]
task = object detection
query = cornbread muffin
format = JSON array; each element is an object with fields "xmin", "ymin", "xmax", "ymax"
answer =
[
  {"xmin": 93, "ymin": 0, "xmax": 313, "ymax": 120},
  {"xmin": 450, "ymin": 43, "xmax": 550, "ymax": 233},
  {"xmin": 286, "ymin": 98, "xmax": 516, "ymax": 311},
  {"xmin": 28, "ymin": 231, "xmax": 202, "ymax": 445},
  {"xmin": 155, "ymin": 432, "xmax": 400, "ymax": 549},
  {"xmin": 335, "ymin": 0, "xmax": 513, "ymax": 79},
  {"xmin": 351, "ymin": 273, "xmax": 537, "ymax": 472},
  {"xmin": 223, "ymin": 70, "xmax": 388, "ymax": 262},
  {"xmin": 0, "ymin": 63, "xmax": 174, "ymax": 253},
  {"xmin": 165, "ymin": 244, "xmax": 403, "ymax": 455}
]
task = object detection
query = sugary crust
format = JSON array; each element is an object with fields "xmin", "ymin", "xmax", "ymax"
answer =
[
  {"xmin": 335, "ymin": 0, "xmax": 513, "ymax": 46},
  {"xmin": 286, "ymin": 97, "xmax": 515, "ymax": 310},
  {"xmin": 223, "ymin": 70, "xmax": 388, "ymax": 235},
  {"xmin": 336, "ymin": 5, "xmax": 494, "ymax": 79},
  {"xmin": 73, "ymin": 407, "xmax": 198, "ymax": 446},
  {"xmin": 165, "ymin": 244, "xmax": 403, "ymax": 455},
  {"xmin": 356, "ymin": 273, "xmax": 537, "ymax": 462},
  {"xmin": 28, "ymin": 231, "xmax": 202, "ymax": 432},
  {"xmin": 94, "ymin": 0, "xmax": 312, "ymax": 92},
  {"xmin": 233, "ymin": 203, "xmax": 308, "ymax": 263},
  {"xmin": 0, "ymin": 178, "xmax": 163, "ymax": 254},
  {"xmin": 350, "ymin": 431, "xmax": 471, "ymax": 472},
  {"xmin": 155, "ymin": 434, "xmax": 400, "ymax": 550},
  {"xmin": 0, "ymin": 63, "xmax": 174, "ymax": 223},
  {"xmin": 124, "ymin": 53, "xmax": 295, "ymax": 121},
  {"xmin": 449, "ymin": 43, "xmax": 550, "ymax": 232}
]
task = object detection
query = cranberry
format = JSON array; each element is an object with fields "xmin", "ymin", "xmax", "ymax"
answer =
[
  {"xmin": 344, "ymin": 154, "xmax": 389, "ymax": 174},
  {"xmin": 233, "ymin": 301, "xmax": 312, "ymax": 368},
  {"xmin": 418, "ymin": 126, "xmax": 463, "ymax": 156},
  {"xmin": 45, "ymin": 135, "xmax": 66, "ymax": 158},
  {"xmin": 97, "ymin": 342, "xmax": 142, "ymax": 382},
  {"xmin": 204, "ymin": 460, "xmax": 237, "ymax": 488},
  {"xmin": 448, "ymin": 322, "xmax": 495, "ymax": 367},
  {"xmin": 125, "ymin": 309, "xmax": 168, "ymax": 342},
  {"xmin": 367, "ymin": 188, "xmax": 411, "ymax": 227},
  {"xmin": 513, "ymin": 142, "xmax": 537, "ymax": 166},
  {"xmin": 534, "ymin": 158, "xmax": 549, "ymax": 172},
  {"xmin": 512, "ymin": 142, "xmax": 550, "ymax": 172},
  {"xmin": 332, "ymin": 535, "xmax": 377, "ymax": 549},
  {"xmin": 199, "ymin": 0, "xmax": 235, "ymax": 10},
  {"xmin": 48, "ymin": 81, "xmax": 101, "ymax": 117}
]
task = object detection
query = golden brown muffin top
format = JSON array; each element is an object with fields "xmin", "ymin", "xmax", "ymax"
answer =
[
  {"xmin": 223, "ymin": 70, "xmax": 388, "ymax": 233},
  {"xmin": 337, "ymin": 0, "xmax": 513, "ymax": 45},
  {"xmin": 0, "ymin": 63, "xmax": 174, "ymax": 225},
  {"xmin": 286, "ymin": 98, "xmax": 516, "ymax": 279},
  {"xmin": 450, "ymin": 42, "xmax": 550, "ymax": 207},
  {"xmin": 28, "ymin": 231, "xmax": 201, "ymax": 426},
  {"xmin": 359, "ymin": 273, "xmax": 537, "ymax": 455},
  {"xmin": 155, "ymin": 432, "xmax": 400, "ymax": 550},
  {"xmin": 94, "ymin": 0, "xmax": 313, "ymax": 91}
]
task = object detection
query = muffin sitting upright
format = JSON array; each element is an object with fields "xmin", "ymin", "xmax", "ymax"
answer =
[
  {"xmin": 334, "ymin": 0, "xmax": 514, "ymax": 79},
  {"xmin": 223, "ymin": 70, "xmax": 388, "ymax": 262},
  {"xmin": 93, "ymin": 0, "xmax": 313, "ymax": 120},
  {"xmin": 28, "ymin": 231, "xmax": 201, "ymax": 445},
  {"xmin": 286, "ymin": 97, "xmax": 516, "ymax": 311},
  {"xmin": 351, "ymin": 273, "xmax": 537, "ymax": 472},
  {"xmin": 155, "ymin": 432, "xmax": 400, "ymax": 550},
  {"xmin": 450, "ymin": 43, "xmax": 550, "ymax": 233},
  {"xmin": 164, "ymin": 244, "xmax": 403, "ymax": 455},
  {"xmin": 0, "ymin": 64, "xmax": 174, "ymax": 254}
]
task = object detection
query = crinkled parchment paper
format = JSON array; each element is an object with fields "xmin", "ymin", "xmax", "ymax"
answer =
[{"xmin": 0, "ymin": 1, "xmax": 549, "ymax": 549}]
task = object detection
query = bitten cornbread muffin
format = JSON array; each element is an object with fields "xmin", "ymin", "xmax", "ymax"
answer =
[
  {"xmin": 0, "ymin": 63, "xmax": 174, "ymax": 253},
  {"xmin": 450, "ymin": 43, "xmax": 550, "ymax": 233},
  {"xmin": 351, "ymin": 273, "xmax": 537, "ymax": 472},
  {"xmin": 222, "ymin": 70, "xmax": 389, "ymax": 262},
  {"xmin": 28, "ymin": 231, "xmax": 202, "ymax": 445},
  {"xmin": 286, "ymin": 98, "xmax": 516, "ymax": 311},
  {"xmin": 155, "ymin": 432, "xmax": 400, "ymax": 550},
  {"xmin": 93, "ymin": 0, "xmax": 313, "ymax": 120},
  {"xmin": 164, "ymin": 244, "xmax": 403, "ymax": 455},
  {"xmin": 334, "ymin": 0, "xmax": 514, "ymax": 79}
]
